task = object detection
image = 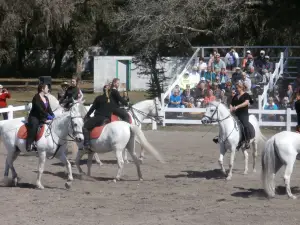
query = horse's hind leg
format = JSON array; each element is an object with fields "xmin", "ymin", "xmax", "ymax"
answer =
[
  {"xmin": 75, "ymin": 149, "xmax": 87, "ymax": 176},
  {"xmin": 87, "ymin": 152, "xmax": 94, "ymax": 176},
  {"xmin": 252, "ymin": 141, "xmax": 258, "ymax": 173},
  {"xmin": 283, "ymin": 156, "xmax": 297, "ymax": 199},
  {"xmin": 115, "ymin": 149, "xmax": 125, "ymax": 181},
  {"xmin": 93, "ymin": 153, "xmax": 103, "ymax": 167},
  {"xmin": 127, "ymin": 134, "xmax": 143, "ymax": 181},
  {"xmin": 123, "ymin": 149, "xmax": 129, "ymax": 164},
  {"xmin": 5, "ymin": 149, "xmax": 20, "ymax": 187}
]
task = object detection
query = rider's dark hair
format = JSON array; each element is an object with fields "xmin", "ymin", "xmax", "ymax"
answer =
[{"xmin": 38, "ymin": 84, "xmax": 47, "ymax": 93}]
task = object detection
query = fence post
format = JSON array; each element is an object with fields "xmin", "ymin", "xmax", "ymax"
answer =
[
  {"xmin": 258, "ymin": 95, "xmax": 262, "ymax": 125},
  {"xmin": 152, "ymin": 120, "xmax": 157, "ymax": 130},
  {"xmin": 161, "ymin": 93, "xmax": 166, "ymax": 126},
  {"xmin": 280, "ymin": 52, "xmax": 284, "ymax": 75},
  {"xmin": 7, "ymin": 105, "xmax": 13, "ymax": 120},
  {"xmin": 286, "ymin": 108, "xmax": 291, "ymax": 131}
]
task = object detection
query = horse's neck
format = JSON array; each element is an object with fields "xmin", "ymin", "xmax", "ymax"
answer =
[
  {"xmin": 132, "ymin": 101, "xmax": 152, "ymax": 122},
  {"xmin": 218, "ymin": 106, "xmax": 235, "ymax": 136},
  {"xmin": 49, "ymin": 114, "xmax": 70, "ymax": 143}
]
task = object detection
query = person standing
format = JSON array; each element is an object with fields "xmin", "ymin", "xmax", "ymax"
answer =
[{"xmin": 0, "ymin": 84, "xmax": 11, "ymax": 120}]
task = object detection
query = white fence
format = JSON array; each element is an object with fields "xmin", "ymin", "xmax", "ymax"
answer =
[
  {"xmin": 0, "ymin": 105, "xmax": 157, "ymax": 130},
  {"xmin": 0, "ymin": 103, "xmax": 298, "ymax": 131}
]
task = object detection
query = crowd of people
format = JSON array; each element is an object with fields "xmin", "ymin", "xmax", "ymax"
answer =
[{"xmin": 168, "ymin": 47, "xmax": 274, "ymax": 110}]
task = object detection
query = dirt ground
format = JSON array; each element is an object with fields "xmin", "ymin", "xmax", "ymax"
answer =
[{"xmin": 0, "ymin": 129, "xmax": 300, "ymax": 225}]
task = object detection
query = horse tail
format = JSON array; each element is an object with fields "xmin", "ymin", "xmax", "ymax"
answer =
[
  {"xmin": 129, "ymin": 125, "xmax": 165, "ymax": 163},
  {"xmin": 261, "ymin": 136, "xmax": 278, "ymax": 197},
  {"xmin": 250, "ymin": 115, "xmax": 267, "ymax": 149}
]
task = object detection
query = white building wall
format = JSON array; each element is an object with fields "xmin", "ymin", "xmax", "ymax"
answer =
[{"xmin": 93, "ymin": 56, "xmax": 189, "ymax": 92}]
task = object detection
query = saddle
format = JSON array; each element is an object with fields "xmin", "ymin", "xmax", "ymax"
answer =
[
  {"xmin": 17, "ymin": 123, "xmax": 45, "ymax": 142},
  {"xmin": 90, "ymin": 113, "xmax": 133, "ymax": 139},
  {"xmin": 236, "ymin": 118, "xmax": 255, "ymax": 146}
]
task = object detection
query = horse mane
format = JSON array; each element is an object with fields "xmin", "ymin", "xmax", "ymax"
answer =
[{"xmin": 133, "ymin": 99, "xmax": 154, "ymax": 109}]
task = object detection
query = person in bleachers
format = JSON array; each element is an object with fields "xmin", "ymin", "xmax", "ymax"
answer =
[
  {"xmin": 212, "ymin": 53, "xmax": 226, "ymax": 73},
  {"xmin": 181, "ymin": 85, "xmax": 195, "ymax": 108},
  {"xmin": 194, "ymin": 80, "xmax": 207, "ymax": 108},
  {"xmin": 198, "ymin": 57, "xmax": 207, "ymax": 77},
  {"xmin": 294, "ymin": 92, "xmax": 300, "ymax": 132},
  {"xmin": 224, "ymin": 47, "xmax": 239, "ymax": 71},
  {"xmin": 168, "ymin": 89, "xmax": 183, "ymax": 108},
  {"xmin": 203, "ymin": 66, "xmax": 216, "ymax": 82},
  {"xmin": 263, "ymin": 97, "xmax": 279, "ymax": 122},
  {"xmin": 242, "ymin": 50, "xmax": 252, "ymax": 70},
  {"xmin": 254, "ymin": 50, "xmax": 266, "ymax": 73},
  {"xmin": 263, "ymin": 55, "xmax": 273, "ymax": 73},
  {"xmin": 231, "ymin": 67, "xmax": 243, "ymax": 85},
  {"xmin": 218, "ymin": 68, "xmax": 229, "ymax": 89},
  {"xmin": 241, "ymin": 72, "xmax": 252, "ymax": 94},
  {"xmin": 203, "ymin": 89, "xmax": 216, "ymax": 107}
]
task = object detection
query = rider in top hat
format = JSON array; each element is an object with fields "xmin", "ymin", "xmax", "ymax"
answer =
[{"xmin": 59, "ymin": 76, "xmax": 80, "ymax": 107}]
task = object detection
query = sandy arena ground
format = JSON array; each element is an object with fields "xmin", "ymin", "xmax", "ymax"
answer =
[{"xmin": 0, "ymin": 129, "xmax": 300, "ymax": 225}]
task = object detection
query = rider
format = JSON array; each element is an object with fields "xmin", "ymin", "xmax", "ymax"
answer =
[
  {"xmin": 82, "ymin": 85, "xmax": 114, "ymax": 150},
  {"xmin": 26, "ymin": 84, "xmax": 55, "ymax": 152},
  {"xmin": 109, "ymin": 78, "xmax": 130, "ymax": 123},
  {"xmin": 230, "ymin": 81, "xmax": 253, "ymax": 149},
  {"xmin": 59, "ymin": 76, "xmax": 80, "ymax": 108}
]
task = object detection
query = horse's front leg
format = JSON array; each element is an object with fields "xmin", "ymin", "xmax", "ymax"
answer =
[
  {"xmin": 226, "ymin": 147, "xmax": 236, "ymax": 180},
  {"xmin": 242, "ymin": 149, "xmax": 249, "ymax": 175},
  {"xmin": 87, "ymin": 152, "xmax": 94, "ymax": 176},
  {"xmin": 56, "ymin": 150, "xmax": 73, "ymax": 189},
  {"xmin": 36, "ymin": 151, "xmax": 46, "ymax": 189},
  {"xmin": 252, "ymin": 141, "xmax": 258, "ymax": 173},
  {"xmin": 75, "ymin": 148, "xmax": 86, "ymax": 176},
  {"xmin": 219, "ymin": 144, "xmax": 226, "ymax": 175},
  {"xmin": 93, "ymin": 153, "xmax": 103, "ymax": 167}
]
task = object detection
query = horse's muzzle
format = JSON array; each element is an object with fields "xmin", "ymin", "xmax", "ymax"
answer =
[{"xmin": 201, "ymin": 117, "xmax": 211, "ymax": 125}]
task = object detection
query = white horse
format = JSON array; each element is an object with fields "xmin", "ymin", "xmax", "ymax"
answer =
[
  {"xmin": 75, "ymin": 121, "xmax": 165, "ymax": 181},
  {"xmin": 201, "ymin": 101, "xmax": 266, "ymax": 180},
  {"xmin": 46, "ymin": 93, "xmax": 104, "ymax": 166},
  {"xmin": 1, "ymin": 101, "xmax": 85, "ymax": 189},
  {"xmin": 261, "ymin": 131, "xmax": 300, "ymax": 199},
  {"xmin": 120, "ymin": 97, "xmax": 163, "ymax": 163}
]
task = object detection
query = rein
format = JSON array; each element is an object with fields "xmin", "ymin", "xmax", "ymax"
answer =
[
  {"xmin": 203, "ymin": 103, "xmax": 238, "ymax": 143},
  {"xmin": 44, "ymin": 105, "xmax": 83, "ymax": 160}
]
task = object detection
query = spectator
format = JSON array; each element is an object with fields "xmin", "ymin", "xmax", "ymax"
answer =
[
  {"xmin": 203, "ymin": 67, "xmax": 216, "ymax": 82},
  {"xmin": 227, "ymin": 89, "xmax": 236, "ymax": 107},
  {"xmin": 244, "ymin": 54, "xmax": 254, "ymax": 74},
  {"xmin": 219, "ymin": 68, "xmax": 229, "ymax": 89},
  {"xmin": 194, "ymin": 81, "xmax": 207, "ymax": 107},
  {"xmin": 294, "ymin": 92, "xmax": 300, "ymax": 132},
  {"xmin": 242, "ymin": 50, "xmax": 251, "ymax": 69},
  {"xmin": 292, "ymin": 75, "xmax": 300, "ymax": 93},
  {"xmin": 242, "ymin": 72, "xmax": 252, "ymax": 94},
  {"xmin": 224, "ymin": 47, "xmax": 239, "ymax": 71},
  {"xmin": 203, "ymin": 89, "xmax": 216, "ymax": 106},
  {"xmin": 287, "ymin": 84, "xmax": 293, "ymax": 102},
  {"xmin": 208, "ymin": 48, "xmax": 218, "ymax": 69},
  {"xmin": 254, "ymin": 50, "xmax": 266, "ymax": 73},
  {"xmin": 58, "ymin": 82, "xmax": 69, "ymax": 101},
  {"xmin": 168, "ymin": 89, "xmax": 183, "ymax": 108},
  {"xmin": 181, "ymin": 86, "xmax": 195, "ymax": 108},
  {"xmin": 219, "ymin": 89, "xmax": 228, "ymax": 106},
  {"xmin": 231, "ymin": 67, "xmax": 243, "ymax": 85},
  {"xmin": 213, "ymin": 82, "xmax": 222, "ymax": 100},
  {"xmin": 0, "ymin": 84, "xmax": 11, "ymax": 120},
  {"xmin": 212, "ymin": 53, "xmax": 226, "ymax": 73},
  {"xmin": 263, "ymin": 55, "xmax": 273, "ymax": 73},
  {"xmin": 198, "ymin": 57, "xmax": 207, "ymax": 76},
  {"xmin": 189, "ymin": 66, "xmax": 200, "ymax": 86},
  {"xmin": 264, "ymin": 97, "xmax": 279, "ymax": 121},
  {"xmin": 174, "ymin": 84, "xmax": 183, "ymax": 95}
]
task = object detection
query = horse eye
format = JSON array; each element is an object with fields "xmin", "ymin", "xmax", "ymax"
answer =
[{"xmin": 210, "ymin": 109, "xmax": 214, "ymax": 112}]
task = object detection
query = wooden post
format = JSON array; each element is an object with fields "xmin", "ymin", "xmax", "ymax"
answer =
[
  {"xmin": 7, "ymin": 105, "xmax": 13, "ymax": 120},
  {"xmin": 287, "ymin": 108, "xmax": 291, "ymax": 131}
]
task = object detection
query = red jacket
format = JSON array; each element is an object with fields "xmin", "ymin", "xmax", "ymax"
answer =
[{"xmin": 0, "ymin": 92, "xmax": 11, "ymax": 108}]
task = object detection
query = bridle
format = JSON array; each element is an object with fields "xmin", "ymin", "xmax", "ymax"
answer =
[
  {"xmin": 203, "ymin": 102, "xmax": 238, "ymax": 143},
  {"xmin": 45, "ymin": 102, "xmax": 83, "ymax": 159},
  {"xmin": 128, "ymin": 98, "xmax": 163, "ymax": 125}
]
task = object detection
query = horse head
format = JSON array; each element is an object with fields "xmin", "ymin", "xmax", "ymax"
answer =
[
  {"xmin": 201, "ymin": 101, "xmax": 220, "ymax": 124},
  {"xmin": 68, "ymin": 101, "xmax": 85, "ymax": 143}
]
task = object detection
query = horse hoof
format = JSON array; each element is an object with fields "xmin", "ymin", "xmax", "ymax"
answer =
[
  {"xmin": 253, "ymin": 169, "xmax": 257, "ymax": 173},
  {"xmin": 139, "ymin": 178, "xmax": 143, "ymax": 181},
  {"xmin": 243, "ymin": 171, "xmax": 248, "ymax": 175},
  {"xmin": 12, "ymin": 177, "xmax": 19, "ymax": 187},
  {"xmin": 125, "ymin": 160, "xmax": 130, "ymax": 164},
  {"xmin": 36, "ymin": 184, "xmax": 44, "ymax": 190},
  {"xmin": 226, "ymin": 176, "xmax": 232, "ymax": 181},
  {"xmin": 65, "ymin": 181, "xmax": 72, "ymax": 189},
  {"xmin": 289, "ymin": 195, "xmax": 297, "ymax": 200},
  {"xmin": 113, "ymin": 179, "xmax": 117, "ymax": 183}
]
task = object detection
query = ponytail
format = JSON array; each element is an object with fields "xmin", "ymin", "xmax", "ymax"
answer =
[{"xmin": 106, "ymin": 88, "xmax": 110, "ymax": 103}]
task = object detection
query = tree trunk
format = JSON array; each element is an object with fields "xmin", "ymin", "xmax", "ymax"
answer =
[{"xmin": 51, "ymin": 47, "xmax": 66, "ymax": 76}]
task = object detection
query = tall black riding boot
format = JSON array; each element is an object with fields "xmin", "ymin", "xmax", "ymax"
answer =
[{"xmin": 82, "ymin": 128, "xmax": 91, "ymax": 150}]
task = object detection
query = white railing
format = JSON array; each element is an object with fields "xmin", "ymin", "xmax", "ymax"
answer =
[
  {"xmin": 259, "ymin": 52, "xmax": 284, "ymax": 108},
  {"xmin": 161, "ymin": 100, "xmax": 297, "ymax": 131},
  {"xmin": 0, "ymin": 105, "xmax": 157, "ymax": 130}
]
